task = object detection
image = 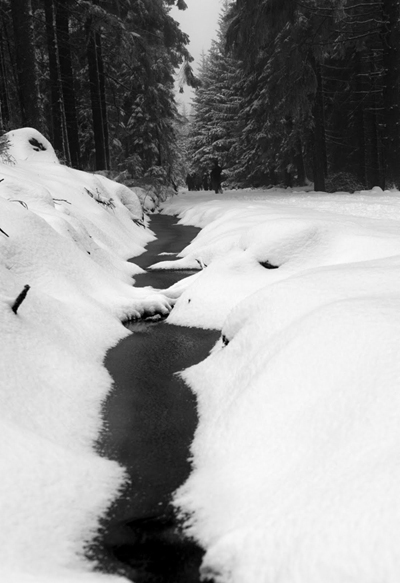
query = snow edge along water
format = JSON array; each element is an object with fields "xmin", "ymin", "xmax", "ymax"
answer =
[
  {"xmin": 159, "ymin": 188, "xmax": 400, "ymax": 583},
  {"xmin": 0, "ymin": 128, "xmax": 176, "ymax": 583}
]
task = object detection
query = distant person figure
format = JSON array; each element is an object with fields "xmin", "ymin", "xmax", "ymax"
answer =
[
  {"xmin": 203, "ymin": 172, "xmax": 210, "ymax": 191},
  {"xmin": 210, "ymin": 160, "xmax": 223, "ymax": 194},
  {"xmin": 186, "ymin": 173, "xmax": 194, "ymax": 191}
]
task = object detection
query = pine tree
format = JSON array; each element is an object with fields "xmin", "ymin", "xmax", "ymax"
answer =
[
  {"xmin": 223, "ymin": 0, "xmax": 400, "ymax": 190},
  {"xmin": 98, "ymin": 0, "xmax": 191, "ymax": 182},
  {"xmin": 225, "ymin": 1, "xmax": 320, "ymax": 187},
  {"xmin": 0, "ymin": 0, "xmax": 192, "ymax": 186},
  {"xmin": 188, "ymin": 4, "xmax": 243, "ymax": 182}
]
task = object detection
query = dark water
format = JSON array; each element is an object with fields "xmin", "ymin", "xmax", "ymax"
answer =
[
  {"xmin": 91, "ymin": 214, "xmax": 219, "ymax": 582},
  {"xmin": 131, "ymin": 214, "xmax": 201, "ymax": 270},
  {"xmin": 131, "ymin": 214, "xmax": 201, "ymax": 289}
]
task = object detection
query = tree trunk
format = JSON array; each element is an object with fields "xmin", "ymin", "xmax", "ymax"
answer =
[
  {"xmin": 368, "ymin": 107, "xmax": 382, "ymax": 188},
  {"xmin": 359, "ymin": 48, "xmax": 385, "ymax": 190},
  {"xmin": 10, "ymin": 0, "xmax": 42, "ymax": 129},
  {"xmin": 295, "ymin": 138, "xmax": 306, "ymax": 186},
  {"xmin": 86, "ymin": 17, "xmax": 106, "ymax": 170},
  {"xmin": 354, "ymin": 51, "xmax": 367, "ymax": 186},
  {"xmin": 95, "ymin": 31, "xmax": 110, "ymax": 169},
  {"xmin": 55, "ymin": 0, "xmax": 81, "ymax": 168},
  {"xmin": 44, "ymin": 0, "xmax": 65, "ymax": 157},
  {"xmin": 381, "ymin": 0, "xmax": 400, "ymax": 187},
  {"xmin": 364, "ymin": 95, "xmax": 384, "ymax": 189},
  {"xmin": 0, "ymin": 31, "xmax": 10, "ymax": 130},
  {"xmin": 310, "ymin": 56, "xmax": 326, "ymax": 191}
]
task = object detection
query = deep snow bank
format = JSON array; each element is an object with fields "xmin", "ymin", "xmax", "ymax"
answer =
[
  {"xmin": 0, "ymin": 129, "xmax": 172, "ymax": 582},
  {"xmin": 159, "ymin": 188, "xmax": 400, "ymax": 583}
]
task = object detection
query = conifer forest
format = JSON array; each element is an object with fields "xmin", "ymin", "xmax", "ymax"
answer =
[{"xmin": 1, "ymin": 0, "xmax": 400, "ymax": 193}]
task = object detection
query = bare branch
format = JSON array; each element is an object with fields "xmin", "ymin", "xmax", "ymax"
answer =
[{"xmin": 12, "ymin": 285, "xmax": 30, "ymax": 314}]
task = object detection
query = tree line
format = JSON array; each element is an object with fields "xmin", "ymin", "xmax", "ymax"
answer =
[
  {"xmin": 0, "ymin": 0, "xmax": 194, "ymax": 185},
  {"xmin": 188, "ymin": 0, "xmax": 400, "ymax": 191}
]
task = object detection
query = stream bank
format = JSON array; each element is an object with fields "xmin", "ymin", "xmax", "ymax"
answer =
[{"xmin": 92, "ymin": 214, "xmax": 219, "ymax": 582}]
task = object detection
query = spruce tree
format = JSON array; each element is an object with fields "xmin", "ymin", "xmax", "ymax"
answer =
[
  {"xmin": 225, "ymin": 0, "xmax": 400, "ymax": 190},
  {"xmin": 1, "ymin": 0, "xmax": 192, "ymax": 184},
  {"xmin": 188, "ymin": 3, "xmax": 243, "ymax": 183}
]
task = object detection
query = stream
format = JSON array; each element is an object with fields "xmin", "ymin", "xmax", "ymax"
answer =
[{"xmin": 92, "ymin": 214, "xmax": 219, "ymax": 582}]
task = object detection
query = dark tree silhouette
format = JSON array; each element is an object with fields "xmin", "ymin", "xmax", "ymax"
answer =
[
  {"xmin": 381, "ymin": 0, "xmax": 400, "ymax": 186},
  {"xmin": 86, "ymin": 14, "xmax": 106, "ymax": 170},
  {"xmin": 10, "ymin": 0, "xmax": 42, "ymax": 128},
  {"xmin": 95, "ymin": 29, "xmax": 110, "ymax": 169},
  {"xmin": 55, "ymin": 0, "xmax": 81, "ymax": 168},
  {"xmin": 44, "ymin": 0, "xmax": 65, "ymax": 157},
  {"xmin": 0, "ymin": 31, "xmax": 10, "ymax": 130}
]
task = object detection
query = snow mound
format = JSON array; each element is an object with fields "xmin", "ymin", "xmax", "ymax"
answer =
[
  {"xmin": 3, "ymin": 127, "xmax": 60, "ymax": 164},
  {"xmin": 159, "ymin": 189, "xmax": 400, "ymax": 582},
  {"xmin": 0, "ymin": 128, "xmax": 175, "ymax": 582}
]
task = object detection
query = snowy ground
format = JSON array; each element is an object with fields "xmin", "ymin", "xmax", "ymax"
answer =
[
  {"xmin": 156, "ymin": 187, "xmax": 400, "ymax": 583},
  {"xmin": 0, "ymin": 129, "xmax": 173, "ymax": 583},
  {"xmin": 3, "ymin": 128, "xmax": 400, "ymax": 583}
]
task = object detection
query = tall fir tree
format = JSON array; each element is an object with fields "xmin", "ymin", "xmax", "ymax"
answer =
[
  {"xmin": 224, "ymin": 0, "xmax": 400, "ymax": 190},
  {"xmin": 188, "ymin": 2, "xmax": 243, "ymax": 182},
  {"xmin": 0, "ymin": 0, "xmax": 192, "ymax": 187}
]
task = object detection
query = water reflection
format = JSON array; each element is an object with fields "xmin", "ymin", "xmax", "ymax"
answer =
[{"xmin": 92, "ymin": 215, "xmax": 218, "ymax": 582}]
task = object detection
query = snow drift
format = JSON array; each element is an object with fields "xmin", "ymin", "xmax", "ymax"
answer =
[
  {"xmin": 159, "ymin": 188, "xmax": 400, "ymax": 583},
  {"xmin": 0, "ymin": 128, "xmax": 172, "ymax": 582}
]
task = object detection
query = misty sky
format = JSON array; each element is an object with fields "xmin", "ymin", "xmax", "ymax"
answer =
[{"xmin": 171, "ymin": 0, "xmax": 224, "ymax": 109}]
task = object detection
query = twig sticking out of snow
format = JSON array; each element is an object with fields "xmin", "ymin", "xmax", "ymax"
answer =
[
  {"xmin": 12, "ymin": 285, "xmax": 30, "ymax": 314},
  {"xmin": 0, "ymin": 227, "xmax": 9, "ymax": 237},
  {"xmin": 84, "ymin": 187, "xmax": 115, "ymax": 209},
  {"xmin": 9, "ymin": 199, "xmax": 28, "ymax": 209},
  {"xmin": 196, "ymin": 258, "xmax": 207, "ymax": 269},
  {"xmin": 259, "ymin": 260, "xmax": 279, "ymax": 269},
  {"xmin": 53, "ymin": 198, "xmax": 71, "ymax": 205}
]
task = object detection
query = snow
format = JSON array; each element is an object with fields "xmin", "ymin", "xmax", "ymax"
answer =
[
  {"xmin": 157, "ymin": 189, "xmax": 400, "ymax": 329},
  {"xmin": 157, "ymin": 187, "xmax": 400, "ymax": 582},
  {"xmin": 3, "ymin": 127, "xmax": 400, "ymax": 582},
  {"xmin": 0, "ymin": 128, "xmax": 174, "ymax": 583}
]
